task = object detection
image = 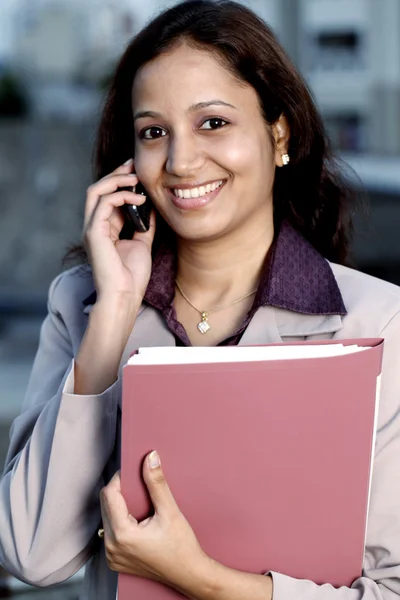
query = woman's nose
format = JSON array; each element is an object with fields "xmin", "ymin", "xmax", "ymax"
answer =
[{"xmin": 165, "ymin": 135, "xmax": 204, "ymax": 176}]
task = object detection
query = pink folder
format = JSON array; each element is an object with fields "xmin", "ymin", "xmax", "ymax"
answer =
[{"xmin": 118, "ymin": 338, "xmax": 383, "ymax": 599}]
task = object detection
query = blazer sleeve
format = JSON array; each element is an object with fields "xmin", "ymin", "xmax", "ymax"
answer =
[
  {"xmin": 268, "ymin": 310, "xmax": 400, "ymax": 599},
  {"xmin": 0, "ymin": 272, "xmax": 119, "ymax": 586}
]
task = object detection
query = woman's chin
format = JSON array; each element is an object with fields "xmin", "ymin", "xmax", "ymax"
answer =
[
  {"xmin": 178, "ymin": 218, "xmax": 240, "ymax": 242},
  {"xmin": 161, "ymin": 213, "xmax": 229, "ymax": 243},
  {"xmin": 174, "ymin": 226, "xmax": 224, "ymax": 243}
]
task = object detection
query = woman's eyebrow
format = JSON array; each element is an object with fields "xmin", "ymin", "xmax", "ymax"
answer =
[
  {"xmin": 133, "ymin": 110, "xmax": 160, "ymax": 122},
  {"xmin": 133, "ymin": 100, "xmax": 237, "ymax": 122},
  {"xmin": 188, "ymin": 100, "xmax": 237, "ymax": 112}
]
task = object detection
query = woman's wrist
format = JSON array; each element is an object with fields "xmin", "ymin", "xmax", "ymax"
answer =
[
  {"xmin": 95, "ymin": 289, "xmax": 143, "ymax": 317},
  {"xmin": 177, "ymin": 555, "xmax": 273, "ymax": 600},
  {"xmin": 167, "ymin": 552, "xmax": 218, "ymax": 600},
  {"xmin": 74, "ymin": 295, "xmax": 140, "ymax": 395},
  {"xmin": 88, "ymin": 295, "xmax": 140, "ymax": 351}
]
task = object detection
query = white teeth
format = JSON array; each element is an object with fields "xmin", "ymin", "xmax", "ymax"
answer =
[{"xmin": 172, "ymin": 180, "xmax": 223, "ymax": 199}]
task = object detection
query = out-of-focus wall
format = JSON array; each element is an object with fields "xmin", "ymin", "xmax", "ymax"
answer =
[
  {"xmin": 0, "ymin": 120, "xmax": 92, "ymax": 304},
  {"xmin": 299, "ymin": 0, "xmax": 400, "ymax": 155}
]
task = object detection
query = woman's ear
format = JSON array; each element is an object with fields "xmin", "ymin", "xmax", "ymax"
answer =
[{"xmin": 272, "ymin": 114, "xmax": 290, "ymax": 167}]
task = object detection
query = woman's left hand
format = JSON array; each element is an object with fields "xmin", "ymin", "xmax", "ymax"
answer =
[{"xmin": 99, "ymin": 451, "xmax": 212, "ymax": 594}]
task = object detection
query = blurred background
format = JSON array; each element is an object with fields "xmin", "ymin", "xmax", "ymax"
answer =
[{"xmin": 1, "ymin": 0, "xmax": 400, "ymax": 596}]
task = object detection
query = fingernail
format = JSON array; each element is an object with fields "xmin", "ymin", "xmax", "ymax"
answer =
[
  {"xmin": 123, "ymin": 158, "xmax": 133, "ymax": 165},
  {"xmin": 149, "ymin": 450, "xmax": 161, "ymax": 469}
]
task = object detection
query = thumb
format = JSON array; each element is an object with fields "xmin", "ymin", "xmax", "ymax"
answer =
[{"xmin": 143, "ymin": 451, "xmax": 178, "ymax": 516}]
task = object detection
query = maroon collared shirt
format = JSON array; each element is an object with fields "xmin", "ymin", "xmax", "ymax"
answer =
[{"xmin": 143, "ymin": 222, "xmax": 347, "ymax": 346}]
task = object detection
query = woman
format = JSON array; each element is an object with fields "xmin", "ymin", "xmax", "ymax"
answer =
[{"xmin": 1, "ymin": 1, "xmax": 400, "ymax": 598}]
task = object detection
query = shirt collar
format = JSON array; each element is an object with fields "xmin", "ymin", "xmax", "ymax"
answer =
[
  {"xmin": 83, "ymin": 222, "xmax": 347, "ymax": 316},
  {"xmin": 143, "ymin": 221, "xmax": 346, "ymax": 316}
]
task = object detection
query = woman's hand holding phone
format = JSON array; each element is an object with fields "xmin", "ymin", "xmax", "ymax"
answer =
[
  {"xmin": 83, "ymin": 159, "xmax": 155, "ymax": 308},
  {"xmin": 75, "ymin": 160, "xmax": 156, "ymax": 396}
]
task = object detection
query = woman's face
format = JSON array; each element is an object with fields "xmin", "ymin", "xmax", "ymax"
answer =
[{"xmin": 132, "ymin": 43, "xmax": 284, "ymax": 242}]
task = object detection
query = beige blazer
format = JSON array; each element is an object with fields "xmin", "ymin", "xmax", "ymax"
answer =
[{"xmin": 1, "ymin": 261, "xmax": 400, "ymax": 600}]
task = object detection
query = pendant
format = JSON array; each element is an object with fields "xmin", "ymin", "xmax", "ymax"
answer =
[{"xmin": 197, "ymin": 312, "xmax": 211, "ymax": 334}]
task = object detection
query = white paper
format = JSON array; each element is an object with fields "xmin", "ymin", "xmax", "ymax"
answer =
[
  {"xmin": 364, "ymin": 372, "xmax": 382, "ymax": 544},
  {"xmin": 128, "ymin": 344, "xmax": 369, "ymax": 365}
]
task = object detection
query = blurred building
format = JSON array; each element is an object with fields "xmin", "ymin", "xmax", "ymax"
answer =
[
  {"xmin": 0, "ymin": 0, "xmax": 137, "ymax": 119},
  {"xmin": 299, "ymin": 0, "xmax": 400, "ymax": 155},
  {"xmin": 1, "ymin": 0, "xmax": 398, "ymax": 151},
  {"xmin": 245, "ymin": 0, "xmax": 400, "ymax": 156}
]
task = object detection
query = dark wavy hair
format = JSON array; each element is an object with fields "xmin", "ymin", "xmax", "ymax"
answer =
[{"xmin": 75, "ymin": 0, "xmax": 358, "ymax": 264}]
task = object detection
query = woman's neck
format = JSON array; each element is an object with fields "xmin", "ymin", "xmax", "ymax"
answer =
[{"xmin": 175, "ymin": 222, "xmax": 274, "ymax": 307}]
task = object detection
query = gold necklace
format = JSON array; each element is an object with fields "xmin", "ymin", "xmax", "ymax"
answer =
[{"xmin": 175, "ymin": 280, "xmax": 257, "ymax": 334}]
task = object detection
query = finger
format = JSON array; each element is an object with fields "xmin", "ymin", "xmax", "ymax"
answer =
[
  {"xmin": 112, "ymin": 158, "xmax": 134, "ymax": 174},
  {"xmin": 88, "ymin": 201, "xmax": 126, "ymax": 241},
  {"xmin": 84, "ymin": 174, "xmax": 139, "ymax": 224},
  {"xmin": 84, "ymin": 173, "xmax": 139, "ymax": 224},
  {"xmin": 84, "ymin": 189, "xmax": 146, "ymax": 233},
  {"xmin": 100, "ymin": 472, "xmax": 137, "ymax": 539},
  {"xmin": 108, "ymin": 208, "xmax": 125, "ymax": 238},
  {"xmin": 101, "ymin": 158, "xmax": 136, "ymax": 182},
  {"xmin": 100, "ymin": 476, "xmax": 116, "ymax": 540},
  {"xmin": 143, "ymin": 451, "xmax": 179, "ymax": 516},
  {"xmin": 101, "ymin": 158, "xmax": 136, "ymax": 179}
]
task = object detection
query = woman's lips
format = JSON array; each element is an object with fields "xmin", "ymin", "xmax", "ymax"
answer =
[{"xmin": 168, "ymin": 181, "xmax": 225, "ymax": 210}]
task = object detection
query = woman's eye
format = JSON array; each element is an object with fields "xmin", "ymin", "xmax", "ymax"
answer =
[
  {"xmin": 200, "ymin": 118, "xmax": 228, "ymax": 130},
  {"xmin": 140, "ymin": 126, "xmax": 166, "ymax": 140}
]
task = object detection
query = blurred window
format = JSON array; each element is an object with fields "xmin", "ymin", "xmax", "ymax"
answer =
[
  {"xmin": 308, "ymin": 29, "xmax": 365, "ymax": 71},
  {"xmin": 317, "ymin": 32, "xmax": 358, "ymax": 50}
]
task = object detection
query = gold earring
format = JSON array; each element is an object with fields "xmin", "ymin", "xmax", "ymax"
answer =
[{"xmin": 282, "ymin": 153, "xmax": 290, "ymax": 166}]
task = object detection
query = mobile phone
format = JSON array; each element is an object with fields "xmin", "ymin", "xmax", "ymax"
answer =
[{"xmin": 119, "ymin": 181, "xmax": 152, "ymax": 239}]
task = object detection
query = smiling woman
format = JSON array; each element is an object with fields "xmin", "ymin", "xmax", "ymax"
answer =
[
  {"xmin": 1, "ymin": 1, "xmax": 400, "ymax": 599},
  {"xmin": 131, "ymin": 43, "xmax": 280, "ymax": 248}
]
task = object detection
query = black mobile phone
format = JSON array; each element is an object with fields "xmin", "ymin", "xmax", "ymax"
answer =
[{"xmin": 119, "ymin": 181, "xmax": 152, "ymax": 239}]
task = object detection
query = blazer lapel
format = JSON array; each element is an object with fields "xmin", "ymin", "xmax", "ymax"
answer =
[
  {"xmin": 240, "ymin": 305, "xmax": 343, "ymax": 345},
  {"xmin": 119, "ymin": 305, "xmax": 176, "ymax": 370},
  {"xmin": 274, "ymin": 306, "xmax": 343, "ymax": 338},
  {"xmin": 239, "ymin": 306, "xmax": 283, "ymax": 345}
]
